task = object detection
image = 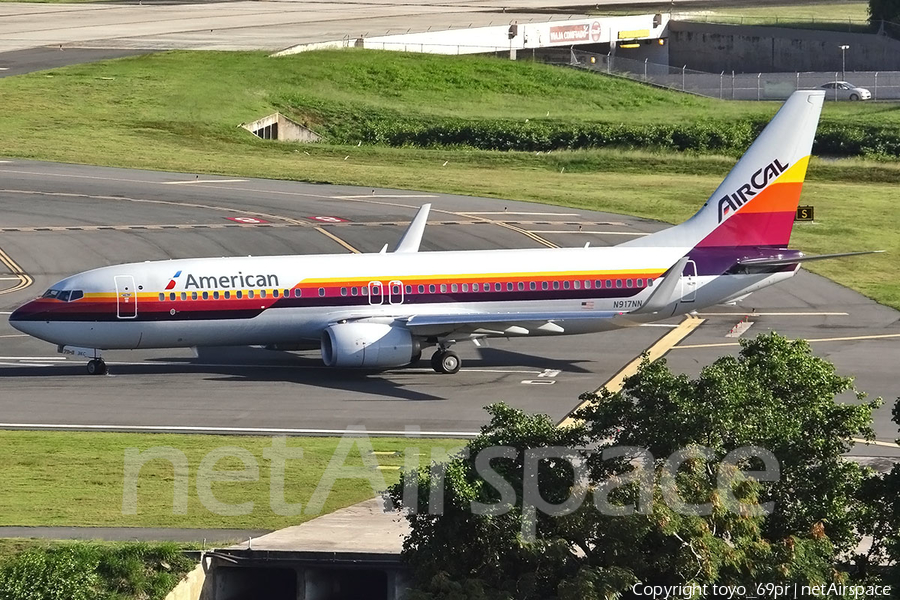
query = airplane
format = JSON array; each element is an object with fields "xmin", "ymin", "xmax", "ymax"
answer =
[{"xmin": 8, "ymin": 90, "xmax": 881, "ymax": 376}]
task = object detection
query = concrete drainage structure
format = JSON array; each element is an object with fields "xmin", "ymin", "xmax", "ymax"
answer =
[{"xmin": 241, "ymin": 113, "xmax": 321, "ymax": 143}]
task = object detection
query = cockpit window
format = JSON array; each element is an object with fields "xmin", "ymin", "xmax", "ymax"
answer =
[{"xmin": 42, "ymin": 289, "xmax": 84, "ymax": 302}]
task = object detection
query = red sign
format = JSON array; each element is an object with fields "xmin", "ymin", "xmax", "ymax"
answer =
[
  {"xmin": 549, "ymin": 23, "xmax": 591, "ymax": 44},
  {"xmin": 306, "ymin": 216, "xmax": 349, "ymax": 223},
  {"xmin": 226, "ymin": 216, "xmax": 269, "ymax": 224},
  {"xmin": 590, "ymin": 21, "xmax": 602, "ymax": 42}
]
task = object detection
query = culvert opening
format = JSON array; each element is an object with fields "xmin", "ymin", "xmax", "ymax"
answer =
[{"xmin": 241, "ymin": 113, "xmax": 321, "ymax": 143}]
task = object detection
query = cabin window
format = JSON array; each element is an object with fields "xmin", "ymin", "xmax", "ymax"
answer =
[
  {"xmin": 616, "ymin": 280, "xmax": 623, "ymax": 289},
  {"xmin": 294, "ymin": 289, "xmax": 302, "ymax": 298},
  {"xmin": 159, "ymin": 293, "xmax": 165, "ymax": 302},
  {"xmin": 605, "ymin": 280, "xmax": 613, "ymax": 288},
  {"xmin": 169, "ymin": 292, "xmax": 176, "ymax": 301},
  {"xmin": 236, "ymin": 291, "xmax": 243, "ymax": 299},
  {"xmin": 494, "ymin": 283, "xmax": 502, "ymax": 292},
  {"xmin": 213, "ymin": 291, "xmax": 220, "ymax": 300},
  {"xmin": 260, "ymin": 290, "xmax": 266, "ymax": 298},
  {"xmin": 428, "ymin": 284, "xmax": 435, "ymax": 293},
  {"xmin": 596, "ymin": 280, "xmax": 603, "ymax": 288},
  {"xmin": 283, "ymin": 289, "xmax": 290, "ymax": 297},
  {"xmin": 272, "ymin": 289, "xmax": 279, "ymax": 298},
  {"xmin": 350, "ymin": 287, "xmax": 358, "ymax": 296},
  {"xmin": 406, "ymin": 285, "xmax": 412, "ymax": 294},
  {"xmin": 340, "ymin": 287, "xmax": 347, "ymax": 296},
  {"xmin": 503, "ymin": 282, "xmax": 510, "ymax": 292},
  {"xmin": 224, "ymin": 291, "xmax": 231, "ymax": 299},
  {"xmin": 318, "ymin": 288, "xmax": 325, "ymax": 297},
  {"xmin": 181, "ymin": 292, "xmax": 187, "ymax": 301},
  {"xmin": 573, "ymin": 280, "xmax": 581, "ymax": 290},
  {"xmin": 563, "ymin": 281, "xmax": 570, "ymax": 290},
  {"xmin": 584, "ymin": 280, "xmax": 592, "ymax": 289},
  {"xmin": 542, "ymin": 281, "xmax": 549, "ymax": 290},
  {"xmin": 530, "ymin": 282, "xmax": 536, "ymax": 291},
  {"xmin": 636, "ymin": 278, "xmax": 644, "ymax": 288},
  {"xmin": 361, "ymin": 287, "xmax": 368, "ymax": 296},
  {"xmin": 440, "ymin": 284, "xmax": 447, "ymax": 293},
  {"xmin": 472, "ymin": 283, "xmax": 479, "ymax": 292},
  {"xmin": 202, "ymin": 292, "xmax": 209, "ymax": 300},
  {"xmin": 517, "ymin": 282, "xmax": 524, "ymax": 291},
  {"xmin": 462, "ymin": 283, "xmax": 469, "ymax": 292},
  {"xmin": 451, "ymin": 284, "xmax": 458, "ymax": 293},
  {"xmin": 648, "ymin": 278, "xmax": 654, "ymax": 287},
  {"xmin": 552, "ymin": 281, "xmax": 560, "ymax": 290},
  {"xmin": 192, "ymin": 292, "xmax": 198, "ymax": 300}
]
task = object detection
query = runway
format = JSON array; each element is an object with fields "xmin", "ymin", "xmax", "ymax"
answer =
[{"xmin": 0, "ymin": 159, "xmax": 897, "ymax": 455}]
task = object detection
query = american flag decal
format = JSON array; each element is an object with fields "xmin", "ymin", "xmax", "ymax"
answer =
[{"xmin": 581, "ymin": 301, "xmax": 594, "ymax": 309}]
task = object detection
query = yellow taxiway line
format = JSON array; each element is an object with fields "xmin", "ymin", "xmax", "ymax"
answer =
[
  {"xmin": 675, "ymin": 332, "xmax": 900, "ymax": 351},
  {"xmin": 557, "ymin": 315, "xmax": 705, "ymax": 428},
  {"xmin": 0, "ymin": 246, "xmax": 33, "ymax": 296},
  {"xmin": 313, "ymin": 226, "xmax": 361, "ymax": 254}
]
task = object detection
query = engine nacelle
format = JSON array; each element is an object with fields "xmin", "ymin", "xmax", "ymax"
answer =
[{"xmin": 321, "ymin": 323, "xmax": 419, "ymax": 368}]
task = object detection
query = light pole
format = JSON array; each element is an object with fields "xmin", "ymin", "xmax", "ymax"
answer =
[{"xmin": 839, "ymin": 44, "xmax": 849, "ymax": 81}]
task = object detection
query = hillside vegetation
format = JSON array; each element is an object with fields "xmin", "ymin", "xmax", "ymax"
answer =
[{"xmin": 0, "ymin": 50, "xmax": 896, "ymax": 307}]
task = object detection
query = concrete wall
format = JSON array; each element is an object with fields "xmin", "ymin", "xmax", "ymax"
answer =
[
  {"xmin": 669, "ymin": 21, "xmax": 900, "ymax": 73},
  {"xmin": 164, "ymin": 564, "xmax": 208, "ymax": 600}
]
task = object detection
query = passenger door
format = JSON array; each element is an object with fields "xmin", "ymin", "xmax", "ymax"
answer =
[
  {"xmin": 115, "ymin": 275, "xmax": 138, "ymax": 319},
  {"xmin": 681, "ymin": 260, "xmax": 697, "ymax": 302}
]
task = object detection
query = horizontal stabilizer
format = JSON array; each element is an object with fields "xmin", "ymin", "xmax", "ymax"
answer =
[
  {"xmin": 395, "ymin": 204, "xmax": 431, "ymax": 253},
  {"xmin": 738, "ymin": 250, "xmax": 883, "ymax": 267}
]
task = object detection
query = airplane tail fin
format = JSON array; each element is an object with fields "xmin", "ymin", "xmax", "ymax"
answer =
[{"xmin": 622, "ymin": 90, "xmax": 825, "ymax": 250}]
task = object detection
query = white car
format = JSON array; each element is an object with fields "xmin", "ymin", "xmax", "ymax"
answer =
[{"xmin": 820, "ymin": 81, "xmax": 871, "ymax": 101}]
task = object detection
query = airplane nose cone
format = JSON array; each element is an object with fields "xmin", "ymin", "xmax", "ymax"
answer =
[{"xmin": 8, "ymin": 301, "xmax": 45, "ymax": 336}]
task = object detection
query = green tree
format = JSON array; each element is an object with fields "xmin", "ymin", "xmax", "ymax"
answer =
[
  {"xmin": 857, "ymin": 398, "xmax": 900, "ymax": 589},
  {"xmin": 869, "ymin": 0, "xmax": 900, "ymax": 23},
  {"xmin": 387, "ymin": 333, "xmax": 881, "ymax": 599}
]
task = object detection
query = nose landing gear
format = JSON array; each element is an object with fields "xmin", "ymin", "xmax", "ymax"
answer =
[
  {"xmin": 430, "ymin": 349, "xmax": 461, "ymax": 374},
  {"xmin": 86, "ymin": 359, "xmax": 107, "ymax": 375}
]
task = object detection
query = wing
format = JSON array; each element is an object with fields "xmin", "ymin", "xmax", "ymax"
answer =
[{"xmin": 403, "ymin": 310, "xmax": 624, "ymax": 338}]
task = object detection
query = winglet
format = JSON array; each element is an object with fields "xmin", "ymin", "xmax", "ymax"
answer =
[
  {"xmin": 632, "ymin": 257, "xmax": 689, "ymax": 315},
  {"xmin": 395, "ymin": 204, "xmax": 431, "ymax": 253}
]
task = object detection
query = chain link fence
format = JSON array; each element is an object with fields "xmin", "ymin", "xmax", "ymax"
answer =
[{"xmin": 567, "ymin": 49, "xmax": 900, "ymax": 101}]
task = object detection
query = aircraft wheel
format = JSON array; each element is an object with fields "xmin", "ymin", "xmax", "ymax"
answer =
[
  {"xmin": 430, "ymin": 350, "xmax": 443, "ymax": 372},
  {"xmin": 86, "ymin": 359, "xmax": 107, "ymax": 376},
  {"xmin": 437, "ymin": 350, "xmax": 461, "ymax": 375}
]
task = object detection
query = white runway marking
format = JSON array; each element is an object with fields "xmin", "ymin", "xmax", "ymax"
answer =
[
  {"xmin": 162, "ymin": 179, "xmax": 246, "ymax": 185},
  {"xmin": 0, "ymin": 277, "xmax": 23, "ymax": 280},
  {"xmin": 333, "ymin": 194, "xmax": 437, "ymax": 199},
  {"xmin": 0, "ymin": 334, "xmax": 28, "ymax": 338},
  {"xmin": 0, "ymin": 311, "xmax": 13, "ymax": 314},
  {"xmin": 0, "ymin": 356, "xmax": 66, "ymax": 361},
  {"xmin": 0, "ymin": 423, "xmax": 479, "ymax": 438},
  {"xmin": 462, "ymin": 212, "xmax": 579, "ymax": 216},
  {"xmin": 529, "ymin": 230, "xmax": 649, "ymax": 236},
  {"xmin": 696, "ymin": 312, "xmax": 849, "ymax": 316}
]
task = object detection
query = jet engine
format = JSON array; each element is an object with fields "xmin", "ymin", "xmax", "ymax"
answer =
[{"xmin": 321, "ymin": 323, "xmax": 420, "ymax": 368}]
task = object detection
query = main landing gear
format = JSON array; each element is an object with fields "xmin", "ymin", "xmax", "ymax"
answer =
[
  {"xmin": 430, "ymin": 348, "xmax": 461, "ymax": 374},
  {"xmin": 86, "ymin": 359, "xmax": 107, "ymax": 376}
]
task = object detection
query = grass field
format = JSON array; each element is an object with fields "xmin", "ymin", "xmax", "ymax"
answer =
[
  {"xmin": 0, "ymin": 431, "xmax": 464, "ymax": 530},
  {"xmin": 674, "ymin": 1, "xmax": 870, "ymax": 24},
  {"xmin": 0, "ymin": 50, "xmax": 896, "ymax": 309}
]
